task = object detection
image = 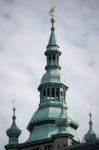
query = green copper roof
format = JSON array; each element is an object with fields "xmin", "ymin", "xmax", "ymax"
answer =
[
  {"xmin": 27, "ymin": 123, "xmax": 78, "ymax": 143},
  {"xmin": 26, "ymin": 10, "xmax": 79, "ymax": 144},
  {"xmin": 44, "ymin": 17, "xmax": 61, "ymax": 58},
  {"xmin": 6, "ymin": 108, "xmax": 21, "ymax": 144},
  {"xmin": 41, "ymin": 68, "xmax": 65, "ymax": 85},
  {"xmin": 27, "ymin": 101, "xmax": 79, "ymax": 131},
  {"xmin": 27, "ymin": 101, "xmax": 79, "ymax": 142},
  {"xmin": 84, "ymin": 113, "xmax": 98, "ymax": 142},
  {"xmin": 46, "ymin": 18, "xmax": 59, "ymax": 51},
  {"xmin": 46, "ymin": 29, "xmax": 59, "ymax": 51}
]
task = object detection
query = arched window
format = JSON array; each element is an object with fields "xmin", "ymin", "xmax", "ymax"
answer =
[
  {"xmin": 64, "ymin": 91, "xmax": 65, "ymax": 99},
  {"xmin": 52, "ymin": 88, "xmax": 55, "ymax": 98},
  {"xmin": 52, "ymin": 54, "xmax": 56, "ymax": 63},
  {"xmin": 56, "ymin": 88, "xmax": 59, "ymax": 98}
]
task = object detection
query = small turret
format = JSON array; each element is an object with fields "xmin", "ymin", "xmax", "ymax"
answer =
[
  {"xmin": 6, "ymin": 101, "xmax": 21, "ymax": 145},
  {"xmin": 45, "ymin": 7, "xmax": 61, "ymax": 71},
  {"xmin": 83, "ymin": 112, "xmax": 98, "ymax": 142},
  {"xmin": 37, "ymin": 7, "xmax": 68, "ymax": 107}
]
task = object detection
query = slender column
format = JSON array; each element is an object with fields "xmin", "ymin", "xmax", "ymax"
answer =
[
  {"xmin": 51, "ymin": 55, "xmax": 53, "ymax": 64},
  {"xmin": 61, "ymin": 87, "xmax": 63, "ymax": 101},
  {"xmin": 45, "ymin": 88, "xmax": 47, "ymax": 100},
  {"xmin": 55, "ymin": 54, "xmax": 57, "ymax": 65},
  {"xmin": 57, "ymin": 54, "xmax": 59, "ymax": 64},
  {"xmin": 64, "ymin": 90, "xmax": 65, "ymax": 102},
  {"xmin": 56, "ymin": 54, "xmax": 58, "ymax": 64},
  {"xmin": 40, "ymin": 89, "xmax": 43, "ymax": 102}
]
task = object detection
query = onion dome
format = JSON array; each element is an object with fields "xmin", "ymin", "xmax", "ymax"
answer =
[
  {"xmin": 41, "ymin": 69, "xmax": 65, "ymax": 85},
  {"xmin": 6, "ymin": 107, "xmax": 21, "ymax": 145},
  {"xmin": 83, "ymin": 112, "xmax": 99, "ymax": 142}
]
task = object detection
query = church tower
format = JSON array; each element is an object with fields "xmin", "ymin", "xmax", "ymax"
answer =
[
  {"xmin": 27, "ymin": 7, "xmax": 79, "ymax": 147},
  {"xmin": 5, "ymin": 8, "xmax": 79, "ymax": 150}
]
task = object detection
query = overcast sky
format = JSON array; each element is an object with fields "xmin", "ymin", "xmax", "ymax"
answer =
[{"xmin": 0, "ymin": 0, "xmax": 99, "ymax": 149}]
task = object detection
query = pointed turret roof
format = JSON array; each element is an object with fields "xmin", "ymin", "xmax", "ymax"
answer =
[
  {"xmin": 47, "ymin": 18, "xmax": 59, "ymax": 48},
  {"xmin": 45, "ymin": 11, "xmax": 61, "ymax": 54},
  {"xmin": 6, "ymin": 105, "xmax": 21, "ymax": 145},
  {"xmin": 84, "ymin": 112, "xmax": 98, "ymax": 142}
]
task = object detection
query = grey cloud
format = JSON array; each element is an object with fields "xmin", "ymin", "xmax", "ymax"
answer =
[
  {"xmin": 56, "ymin": 0, "xmax": 99, "ymax": 49},
  {"xmin": 89, "ymin": 61, "xmax": 94, "ymax": 67}
]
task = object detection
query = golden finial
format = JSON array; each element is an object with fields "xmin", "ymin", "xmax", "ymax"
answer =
[
  {"xmin": 49, "ymin": 7, "xmax": 56, "ymax": 30},
  {"xmin": 49, "ymin": 7, "xmax": 56, "ymax": 19}
]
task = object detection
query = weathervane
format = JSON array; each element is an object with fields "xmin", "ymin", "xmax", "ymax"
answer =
[
  {"xmin": 49, "ymin": 7, "xmax": 56, "ymax": 19},
  {"xmin": 49, "ymin": 7, "xmax": 56, "ymax": 30}
]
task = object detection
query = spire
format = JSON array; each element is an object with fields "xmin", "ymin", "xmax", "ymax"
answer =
[
  {"xmin": 44, "ymin": 7, "xmax": 61, "ymax": 71},
  {"xmin": 28, "ymin": 7, "xmax": 68, "ymax": 132},
  {"xmin": 89, "ymin": 112, "xmax": 93, "ymax": 131},
  {"xmin": 6, "ymin": 100, "xmax": 21, "ymax": 145},
  {"xmin": 37, "ymin": 7, "xmax": 68, "ymax": 104},
  {"xmin": 12, "ymin": 100, "xmax": 16, "ymax": 122},
  {"xmin": 45, "ymin": 7, "xmax": 60, "ymax": 53},
  {"xmin": 47, "ymin": 7, "xmax": 58, "ymax": 48},
  {"xmin": 83, "ymin": 112, "xmax": 98, "ymax": 142}
]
